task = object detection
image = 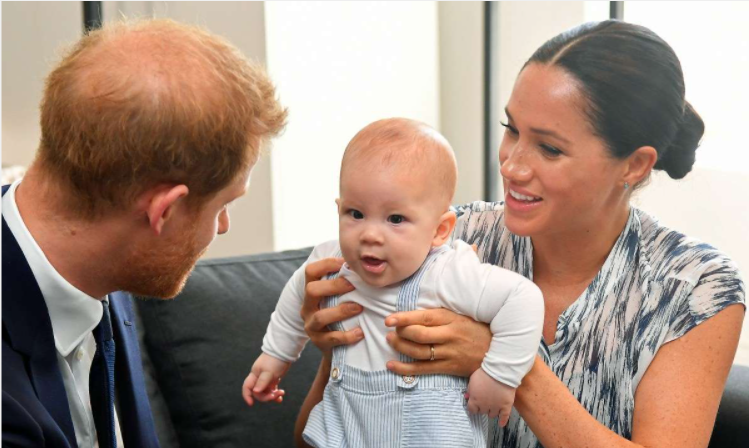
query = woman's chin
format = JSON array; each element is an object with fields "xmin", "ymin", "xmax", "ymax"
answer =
[{"xmin": 504, "ymin": 214, "xmax": 539, "ymax": 237}]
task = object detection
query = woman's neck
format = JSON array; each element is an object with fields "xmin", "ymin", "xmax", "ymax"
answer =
[{"xmin": 531, "ymin": 205, "xmax": 631, "ymax": 287}]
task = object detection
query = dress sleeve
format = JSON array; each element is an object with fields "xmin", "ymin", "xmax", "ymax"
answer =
[
  {"xmin": 664, "ymin": 251, "xmax": 746, "ymax": 343},
  {"xmin": 429, "ymin": 241, "xmax": 544, "ymax": 387},
  {"xmin": 261, "ymin": 240, "xmax": 341, "ymax": 362}
]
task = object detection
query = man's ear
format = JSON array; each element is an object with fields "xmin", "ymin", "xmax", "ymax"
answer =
[
  {"xmin": 623, "ymin": 146, "xmax": 658, "ymax": 190},
  {"xmin": 139, "ymin": 184, "xmax": 190, "ymax": 236},
  {"xmin": 432, "ymin": 211, "xmax": 457, "ymax": 247}
]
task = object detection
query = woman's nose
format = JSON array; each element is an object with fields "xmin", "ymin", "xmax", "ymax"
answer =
[{"xmin": 499, "ymin": 143, "xmax": 533, "ymax": 182}]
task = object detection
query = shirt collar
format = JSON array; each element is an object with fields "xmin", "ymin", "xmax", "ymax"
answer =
[{"xmin": 2, "ymin": 179, "xmax": 103, "ymax": 356}]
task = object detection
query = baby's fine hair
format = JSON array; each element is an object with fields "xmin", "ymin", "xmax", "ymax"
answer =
[{"xmin": 340, "ymin": 118, "xmax": 458, "ymax": 208}]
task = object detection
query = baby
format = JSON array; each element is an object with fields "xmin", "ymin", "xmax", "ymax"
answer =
[{"xmin": 243, "ymin": 118, "xmax": 544, "ymax": 447}]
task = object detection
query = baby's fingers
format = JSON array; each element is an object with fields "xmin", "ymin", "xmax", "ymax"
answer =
[
  {"xmin": 242, "ymin": 373, "xmax": 258, "ymax": 406},
  {"xmin": 498, "ymin": 407, "xmax": 511, "ymax": 427},
  {"xmin": 253, "ymin": 371, "xmax": 276, "ymax": 393},
  {"xmin": 254, "ymin": 388, "xmax": 285, "ymax": 403},
  {"xmin": 467, "ymin": 397, "xmax": 481, "ymax": 415}
]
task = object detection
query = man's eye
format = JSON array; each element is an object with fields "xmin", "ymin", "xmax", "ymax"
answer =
[
  {"xmin": 349, "ymin": 210, "xmax": 364, "ymax": 219},
  {"xmin": 388, "ymin": 215, "xmax": 405, "ymax": 224}
]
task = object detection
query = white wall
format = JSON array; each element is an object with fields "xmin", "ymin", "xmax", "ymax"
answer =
[
  {"xmin": 438, "ymin": 2, "xmax": 485, "ymax": 205},
  {"xmin": 264, "ymin": 1, "xmax": 440, "ymax": 251},
  {"xmin": 2, "ymin": 1, "xmax": 81, "ymax": 167}
]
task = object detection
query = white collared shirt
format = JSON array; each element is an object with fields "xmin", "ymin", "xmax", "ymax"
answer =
[{"xmin": 3, "ymin": 179, "xmax": 125, "ymax": 448}]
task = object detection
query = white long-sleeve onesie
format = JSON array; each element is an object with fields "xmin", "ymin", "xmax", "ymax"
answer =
[{"xmin": 261, "ymin": 239, "xmax": 544, "ymax": 387}]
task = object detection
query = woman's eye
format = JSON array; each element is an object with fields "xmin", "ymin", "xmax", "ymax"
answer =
[
  {"xmin": 388, "ymin": 215, "xmax": 405, "ymax": 224},
  {"xmin": 500, "ymin": 121, "xmax": 518, "ymax": 135},
  {"xmin": 540, "ymin": 144, "xmax": 562, "ymax": 156},
  {"xmin": 349, "ymin": 209, "xmax": 364, "ymax": 219}
]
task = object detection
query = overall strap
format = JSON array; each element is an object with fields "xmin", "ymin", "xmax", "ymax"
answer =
[
  {"xmin": 321, "ymin": 252, "xmax": 348, "ymax": 384},
  {"xmin": 395, "ymin": 245, "xmax": 450, "ymax": 389}
]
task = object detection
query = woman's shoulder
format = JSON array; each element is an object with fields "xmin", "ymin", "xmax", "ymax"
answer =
[
  {"xmin": 636, "ymin": 208, "xmax": 743, "ymax": 287},
  {"xmin": 635, "ymin": 208, "xmax": 745, "ymax": 343},
  {"xmin": 452, "ymin": 201, "xmax": 507, "ymax": 243}
]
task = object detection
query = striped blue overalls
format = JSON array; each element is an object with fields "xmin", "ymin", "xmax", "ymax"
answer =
[{"xmin": 302, "ymin": 248, "xmax": 488, "ymax": 448}]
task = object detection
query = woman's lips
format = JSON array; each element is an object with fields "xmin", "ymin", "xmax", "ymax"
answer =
[
  {"xmin": 505, "ymin": 190, "xmax": 544, "ymax": 213},
  {"xmin": 361, "ymin": 256, "xmax": 387, "ymax": 274}
]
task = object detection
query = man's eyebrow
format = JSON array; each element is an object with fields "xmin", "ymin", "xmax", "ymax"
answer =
[{"xmin": 505, "ymin": 107, "xmax": 570, "ymax": 145}]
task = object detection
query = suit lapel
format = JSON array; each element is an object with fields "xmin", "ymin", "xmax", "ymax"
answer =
[
  {"xmin": 110, "ymin": 291, "xmax": 160, "ymax": 447},
  {"xmin": 2, "ymin": 208, "xmax": 78, "ymax": 447}
]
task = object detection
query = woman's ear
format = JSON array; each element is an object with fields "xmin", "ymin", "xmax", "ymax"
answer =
[
  {"xmin": 137, "ymin": 184, "xmax": 190, "ymax": 236},
  {"xmin": 623, "ymin": 146, "xmax": 658, "ymax": 189},
  {"xmin": 432, "ymin": 211, "xmax": 457, "ymax": 247}
]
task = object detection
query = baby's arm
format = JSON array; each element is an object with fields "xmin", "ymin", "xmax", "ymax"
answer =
[
  {"xmin": 432, "ymin": 241, "xmax": 544, "ymax": 421},
  {"xmin": 467, "ymin": 368, "xmax": 516, "ymax": 427},
  {"xmin": 243, "ymin": 241, "xmax": 341, "ymax": 406},
  {"xmin": 242, "ymin": 353, "xmax": 291, "ymax": 406}
]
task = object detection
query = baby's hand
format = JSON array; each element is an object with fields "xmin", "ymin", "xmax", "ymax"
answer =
[
  {"xmin": 465, "ymin": 368, "xmax": 516, "ymax": 427},
  {"xmin": 242, "ymin": 353, "xmax": 291, "ymax": 406}
]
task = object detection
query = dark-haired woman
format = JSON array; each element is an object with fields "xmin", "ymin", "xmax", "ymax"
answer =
[{"xmin": 295, "ymin": 21, "xmax": 745, "ymax": 448}]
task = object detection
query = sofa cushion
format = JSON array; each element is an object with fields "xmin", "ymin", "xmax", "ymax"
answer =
[
  {"xmin": 709, "ymin": 364, "xmax": 749, "ymax": 447},
  {"xmin": 136, "ymin": 247, "xmax": 318, "ymax": 448}
]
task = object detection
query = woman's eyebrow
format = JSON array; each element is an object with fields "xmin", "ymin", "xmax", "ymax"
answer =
[{"xmin": 505, "ymin": 107, "xmax": 571, "ymax": 145}]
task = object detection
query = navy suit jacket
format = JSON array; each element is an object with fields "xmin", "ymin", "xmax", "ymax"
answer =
[{"xmin": 2, "ymin": 185, "xmax": 160, "ymax": 447}]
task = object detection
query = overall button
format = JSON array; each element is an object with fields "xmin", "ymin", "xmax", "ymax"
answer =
[
  {"xmin": 402, "ymin": 375, "xmax": 415, "ymax": 384},
  {"xmin": 331, "ymin": 367, "xmax": 340, "ymax": 380}
]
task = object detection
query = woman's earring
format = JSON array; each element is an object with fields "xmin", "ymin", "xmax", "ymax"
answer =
[{"xmin": 624, "ymin": 182, "xmax": 630, "ymax": 190}]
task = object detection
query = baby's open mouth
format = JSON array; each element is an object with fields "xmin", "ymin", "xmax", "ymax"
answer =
[{"xmin": 361, "ymin": 256, "xmax": 386, "ymax": 273}]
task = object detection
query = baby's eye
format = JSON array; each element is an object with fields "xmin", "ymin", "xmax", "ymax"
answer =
[
  {"xmin": 388, "ymin": 215, "xmax": 405, "ymax": 224},
  {"xmin": 349, "ymin": 209, "xmax": 364, "ymax": 219}
]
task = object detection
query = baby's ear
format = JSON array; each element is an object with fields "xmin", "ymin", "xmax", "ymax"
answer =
[{"xmin": 432, "ymin": 211, "xmax": 457, "ymax": 247}]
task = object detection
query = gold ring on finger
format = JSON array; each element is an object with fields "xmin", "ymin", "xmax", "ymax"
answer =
[{"xmin": 430, "ymin": 344, "xmax": 435, "ymax": 361}]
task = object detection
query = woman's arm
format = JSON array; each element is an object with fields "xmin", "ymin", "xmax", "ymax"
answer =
[
  {"xmin": 386, "ymin": 304, "xmax": 744, "ymax": 448},
  {"xmin": 293, "ymin": 257, "xmax": 363, "ymax": 448},
  {"xmin": 294, "ymin": 355, "xmax": 332, "ymax": 448}
]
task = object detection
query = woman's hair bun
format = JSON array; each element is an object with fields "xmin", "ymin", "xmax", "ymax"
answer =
[{"xmin": 654, "ymin": 101, "xmax": 704, "ymax": 179}]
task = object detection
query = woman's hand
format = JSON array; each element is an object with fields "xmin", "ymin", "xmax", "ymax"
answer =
[
  {"xmin": 383, "ymin": 308, "xmax": 492, "ymax": 377},
  {"xmin": 300, "ymin": 257, "xmax": 363, "ymax": 357}
]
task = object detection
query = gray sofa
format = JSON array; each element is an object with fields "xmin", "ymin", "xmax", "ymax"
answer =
[{"xmin": 133, "ymin": 248, "xmax": 748, "ymax": 448}]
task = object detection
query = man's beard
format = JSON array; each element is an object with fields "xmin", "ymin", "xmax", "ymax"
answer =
[{"xmin": 117, "ymin": 225, "xmax": 208, "ymax": 299}]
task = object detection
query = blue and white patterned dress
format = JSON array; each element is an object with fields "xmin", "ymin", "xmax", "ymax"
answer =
[{"xmin": 451, "ymin": 201, "xmax": 746, "ymax": 448}]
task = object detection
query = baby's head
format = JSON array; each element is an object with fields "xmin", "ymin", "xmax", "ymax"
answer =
[{"xmin": 337, "ymin": 118, "xmax": 458, "ymax": 287}]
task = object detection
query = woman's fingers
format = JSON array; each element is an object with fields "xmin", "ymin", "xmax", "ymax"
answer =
[
  {"xmin": 313, "ymin": 328, "xmax": 364, "ymax": 348},
  {"xmin": 386, "ymin": 332, "xmax": 440, "ymax": 360},
  {"xmin": 300, "ymin": 257, "xmax": 361, "ymax": 354},
  {"xmin": 394, "ymin": 324, "xmax": 452, "ymax": 345},
  {"xmin": 385, "ymin": 308, "xmax": 456, "ymax": 328},
  {"xmin": 304, "ymin": 276, "xmax": 354, "ymax": 304},
  {"xmin": 304, "ymin": 257, "xmax": 345, "ymax": 284},
  {"xmin": 304, "ymin": 303, "xmax": 362, "ymax": 332}
]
